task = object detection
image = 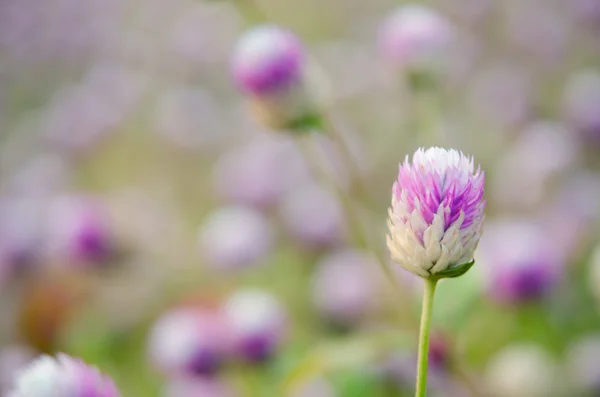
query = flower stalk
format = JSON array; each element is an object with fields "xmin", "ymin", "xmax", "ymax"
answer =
[{"xmin": 416, "ymin": 277, "xmax": 438, "ymax": 397}]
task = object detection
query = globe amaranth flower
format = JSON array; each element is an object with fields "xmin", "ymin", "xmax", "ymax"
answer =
[
  {"xmin": 148, "ymin": 308, "xmax": 231, "ymax": 376},
  {"xmin": 378, "ymin": 4, "xmax": 453, "ymax": 78},
  {"xmin": 478, "ymin": 219, "xmax": 563, "ymax": 305},
  {"xmin": 223, "ymin": 289, "xmax": 287, "ymax": 363},
  {"xmin": 231, "ymin": 25, "xmax": 321, "ymax": 130},
  {"xmin": 9, "ymin": 354, "xmax": 120, "ymax": 397},
  {"xmin": 386, "ymin": 147, "xmax": 485, "ymax": 279}
]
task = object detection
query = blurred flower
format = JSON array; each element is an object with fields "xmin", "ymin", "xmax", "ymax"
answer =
[
  {"xmin": 485, "ymin": 343, "xmax": 561, "ymax": 397},
  {"xmin": 45, "ymin": 195, "xmax": 115, "ymax": 266},
  {"xmin": 491, "ymin": 121, "xmax": 580, "ymax": 210},
  {"xmin": 378, "ymin": 4, "xmax": 453, "ymax": 78},
  {"xmin": 223, "ymin": 289, "xmax": 287, "ymax": 363},
  {"xmin": 212, "ymin": 137, "xmax": 308, "ymax": 209},
  {"xmin": 164, "ymin": 377, "xmax": 237, "ymax": 397},
  {"xmin": 565, "ymin": 335, "xmax": 600, "ymax": 394},
  {"xmin": 148, "ymin": 308, "xmax": 231, "ymax": 377},
  {"xmin": 0, "ymin": 345, "xmax": 36, "ymax": 395},
  {"xmin": 539, "ymin": 172, "xmax": 600, "ymax": 260},
  {"xmin": 478, "ymin": 219, "xmax": 563, "ymax": 305},
  {"xmin": 387, "ymin": 147, "xmax": 485, "ymax": 279},
  {"xmin": 9, "ymin": 353, "xmax": 120, "ymax": 397},
  {"xmin": 562, "ymin": 69, "xmax": 600, "ymax": 142},
  {"xmin": 231, "ymin": 25, "xmax": 320, "ymax": 130},
  {"xmin": 311, "ymin": 249, "xmax": 376, "ymax": 328},
  {"xmin": 198, "ymin": 206, "xmax": 273, "ymax": 271},
  {"xmin": 279, "ymin": 183, "xmax": 346, "ymax": 251}
]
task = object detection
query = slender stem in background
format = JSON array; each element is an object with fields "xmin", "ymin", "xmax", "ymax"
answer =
[
  {"xmin": 415, "ymin": 278, "xmax": 438, "ymax": 397},
  {"xmin": 297, "ymin": 134, "xmax": 418, "ymax": 330}
]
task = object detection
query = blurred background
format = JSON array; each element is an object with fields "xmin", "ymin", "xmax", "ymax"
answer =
[{"xmin": 0, "ymin": 0, "xmax": 600, "ymax": 396}]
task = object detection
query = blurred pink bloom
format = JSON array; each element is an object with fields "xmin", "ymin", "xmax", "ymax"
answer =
[
  {"xmin": 231, "ymin": 25, "xmax": 305, "ymax": 96},
  {"xmin": 9, "ymin": 353, "xmax": 120, "ymax": 397},
  {"xmin": 212, "ymin": 137, "xmax": 308, "ymax": 209},
  {"xmin": 478, "ymin": 219, "xmax": 563, "ymax": 305},
  {"xmin": 311, "ymin": 249, "xmax": 377, "ymax": 327},
  {"xmin": 387, "ymin": 147, "xmax": 485, "ymax": 278},
  {"xmin": 223, "ymin": 289, "xmax": 287, "ymax": 363},
  {"xmin": 45, "ymin": 195, "xmax": 115, "ymax": 266},
  {"xmin": 378, "ymin": 4, "xmax": 453, "ymax": 75},
  {"xmin": 148, "ymin": 308, "xmax": 231, "ymax": 377},
  {"xmin": 279, "ymin": 184, "xmax": 346, "ymax": 251},
  {"xmin": 198, "ymin": 206, "xmax": 274, "ymax": 271}
]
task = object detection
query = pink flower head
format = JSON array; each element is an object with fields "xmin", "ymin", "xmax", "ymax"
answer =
[
  {"xmin": 148, "ymin": 308, "xmax": 231, "ymax": 377},
  {"xmin": 231, "ymin": 25, "xmax": 305, "ymax": 96},
  {"xmin": 9, "ymin": 354, "xmax": 120, "ymax": 397},
  {"xmin": 379, "ymin": 4, "xmax": 452, "ymax": 73},
  {"xmin": 387, "ymin": 147, "xmax": 485, "ymax": 279}
]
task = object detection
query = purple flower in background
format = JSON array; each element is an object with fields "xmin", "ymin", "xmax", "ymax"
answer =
[
  {"xmin": 311, "ymin": 249, "xmax": 376, "ymax": 328},
  {"xmin": 45, "ymin": 195, "xmax": 114, "ymax": 265},
  {"xmin": 223, "ymin": 289, "xmax": 287, "ymax": 363},
  {"xmin": 230, "ymin": 25, "xmax": 320, "ymax": 130},
  {"xmin": 279, "ymin": 183, "xmax": 346, "ymax": 251},
  {"xmin": 148, "ymin": 308, "xmax": 231, "ymax": 377},
  {"xmin": 378, "ymin": 4, "xmax": 452, "ymax": 75},
  {"xmin": 387, "ymin": 147, "xmax": 485, "ymax": 279},
  {"xmin": 562, "ymin": 69, "xmax": 600, "ymax": 142},
  {"xmin": 198, "ymin": 206, "xmax": 273, "ymax": 271},
  {"xmin": 165, "ymin": 377, "xmax": 237, "ymax": 397},
  {"xmin": 478, "ymin": 219, "xmax": 562, "ymax": 305},
  {"xmin": 8, "ymin": 354, "xmax": 120, "ymax": 397},
  {"xmin": 232, "ymin": 25, "xmax": 305, "ymax": 95}
]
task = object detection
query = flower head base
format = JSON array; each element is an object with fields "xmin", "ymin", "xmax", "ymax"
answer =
[
  {"xmin": 387, "ymin": 147, "xmax": 485, "ymax": 279},
  {"xmin": 9, "ymin": 354, "xmax": 120, "ymax": 397}
]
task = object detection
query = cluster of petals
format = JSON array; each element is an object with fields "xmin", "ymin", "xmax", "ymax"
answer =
[{"xmin": 387, "ymin": 147, "xmax": 485, "ymax": 278}]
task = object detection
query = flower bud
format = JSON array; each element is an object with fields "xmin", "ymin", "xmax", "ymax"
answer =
[{"xmin": 386, "ymin": 147, "xmax": 485, "ymax": 279}]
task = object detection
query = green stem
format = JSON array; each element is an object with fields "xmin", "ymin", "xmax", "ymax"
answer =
[{"xmin": 416, "ymin": 278, "xmax": 438, "ymax": 397}]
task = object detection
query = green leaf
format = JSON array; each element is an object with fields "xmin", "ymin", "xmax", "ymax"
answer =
[{"xmin": 434, "ymin": 259, "xmax": 475, "ymax": 280}]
